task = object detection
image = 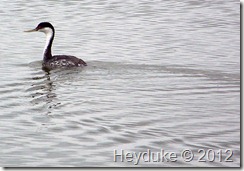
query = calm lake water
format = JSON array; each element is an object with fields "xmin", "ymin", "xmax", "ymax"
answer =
[{"xmin": 0, "ymin": 0, "xmax": 240, "ymax": 167}]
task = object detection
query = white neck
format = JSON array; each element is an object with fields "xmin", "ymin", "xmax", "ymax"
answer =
[{"xmin": 38, "ymin": 27, "xmax": 54, "ymax": 56}]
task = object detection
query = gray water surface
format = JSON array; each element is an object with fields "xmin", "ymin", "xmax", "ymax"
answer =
[{"xmin": 0, "ymin": 0, "xmax": 240, "ymax": 167}]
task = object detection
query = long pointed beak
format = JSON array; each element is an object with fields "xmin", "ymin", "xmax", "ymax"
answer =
[{"xmin": 24, "ymin": 28, "xmax": 37, "ymax": 32}]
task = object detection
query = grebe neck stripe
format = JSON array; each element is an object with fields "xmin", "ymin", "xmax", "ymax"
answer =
[{"xmin": 39, "ymin": 27, "xmax": 54, "ymax": 61}]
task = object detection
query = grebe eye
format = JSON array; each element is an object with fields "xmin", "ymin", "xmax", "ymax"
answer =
[{"xmin": 36, "ymin": 25, "xmax": 43, "ymax": 30}]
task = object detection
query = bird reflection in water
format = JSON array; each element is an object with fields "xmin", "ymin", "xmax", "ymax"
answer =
[{"xmin": 29, "ymin": 70, "xmax": 60, "ymax": 116}]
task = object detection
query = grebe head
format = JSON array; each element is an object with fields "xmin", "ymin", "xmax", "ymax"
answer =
[
  {"xmin": 25, "ymin": 22, "xmax": 55, "ymax": 60},
  {"xmin": 24, "ymin": 22, "xmax": 54, "ymax": 35}
]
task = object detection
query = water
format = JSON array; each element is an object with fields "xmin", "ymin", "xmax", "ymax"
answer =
[{"xmin": 0, "ymin": 0, "xmax": 240, "ymax": 167}]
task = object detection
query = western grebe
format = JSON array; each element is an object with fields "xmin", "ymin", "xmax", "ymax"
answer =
[{"xmin": 25, "ymin": 22, "xmax": 87, "ymax": 70}]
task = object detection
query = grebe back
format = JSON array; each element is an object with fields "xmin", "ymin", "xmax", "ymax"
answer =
[{"xmin": 25, "ymin": 22, "xmax": 87, "ymax": 70}]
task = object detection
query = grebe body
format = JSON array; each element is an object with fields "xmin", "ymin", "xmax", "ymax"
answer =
[{"xmin": 25, "ymin": 22, "xmax": 87, "ymax": 70}]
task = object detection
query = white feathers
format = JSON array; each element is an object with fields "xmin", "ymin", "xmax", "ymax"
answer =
[
  {"xmin": 38, "ymin": 27, "xmax": 53, "ymax": 55},
  {"xmin": 47, "ymin": 59, "xmax": 75, "ymax": 68}
]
